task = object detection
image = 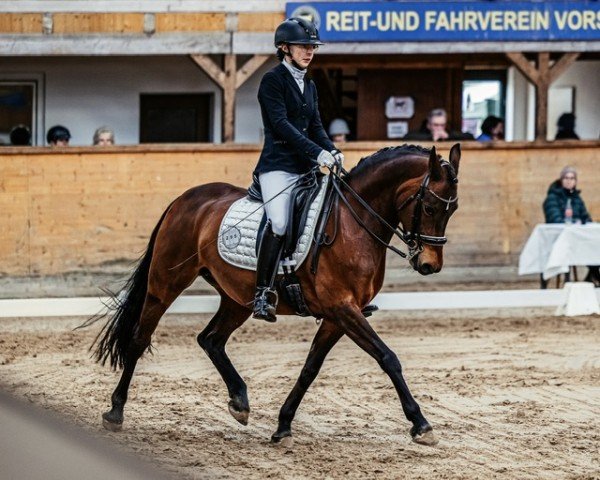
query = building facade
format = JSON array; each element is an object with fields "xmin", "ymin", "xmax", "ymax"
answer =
[{"xmin": 1, "ymin": 0, "xmax": 599, "ymax": 145}]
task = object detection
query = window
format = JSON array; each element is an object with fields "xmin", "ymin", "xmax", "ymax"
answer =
[
  {"xmin": 462, "ymin": 70, "xmax": 506, "ymax": 139},
  {"xmin": 0, "ymin": 80, "xmax": 39, "ymax": 145},
  {"xmin": 139, "ymin": 93, "xmax": 212, "ymax": 143}
]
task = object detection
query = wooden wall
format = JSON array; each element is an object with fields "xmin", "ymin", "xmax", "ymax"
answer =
[
  {"xmin": 0, "ymin": 12, "xmax": 283, "ymax": 34},
  {"xmin": 1, "ymin": 142, "xmax": 599, "ymax": 275},
  {"xmin": 357, "ymin": 68, "xmax": 464, "ymax": 140}
]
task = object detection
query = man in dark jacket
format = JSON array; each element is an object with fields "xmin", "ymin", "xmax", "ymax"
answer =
[{"xmin": 542, "ymin": 166, "xmax": 599, "ymax": 285}]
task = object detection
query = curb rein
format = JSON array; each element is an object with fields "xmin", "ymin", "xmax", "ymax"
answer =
[{"xmin": 324, "ymin": 161, "xmax": 458, "ymax": 261}]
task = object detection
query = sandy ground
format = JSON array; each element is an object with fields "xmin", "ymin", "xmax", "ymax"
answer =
[{"xmin": 1, "ymin": 309, "xmax": 599, "ymax": 479}]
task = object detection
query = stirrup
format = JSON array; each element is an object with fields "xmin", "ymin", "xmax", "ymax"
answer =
[{"xmin": 253, "ymin": 288, "xmax": 278, "ymax": 323}]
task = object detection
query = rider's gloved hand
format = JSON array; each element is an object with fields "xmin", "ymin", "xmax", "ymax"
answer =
[
  {"xmin": 317, "ymin": 150, "xmax": 335, "ymax": 168},
  {"xmin": 331, "ymin": 150, "xmax": 344, "ymax": 166}
]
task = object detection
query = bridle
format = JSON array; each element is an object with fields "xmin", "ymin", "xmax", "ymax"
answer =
[{"xmin": 328, "ymin": 161, "xmax": 458, "ymax": 260}]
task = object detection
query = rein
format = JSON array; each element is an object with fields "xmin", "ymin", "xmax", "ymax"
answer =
[{"xmin": 327, "ymin": 160, "xmax": 458, "ymax": 260}]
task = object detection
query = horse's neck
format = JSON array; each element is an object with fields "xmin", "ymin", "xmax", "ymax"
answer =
[{"xmin": 346, "ymin": 157, "xmax": 425, "ymax": 242}]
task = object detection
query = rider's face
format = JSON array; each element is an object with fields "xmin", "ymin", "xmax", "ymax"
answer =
[{"xmin": 284, "ymin": 44, "xmax": 317, "ymax": 68}]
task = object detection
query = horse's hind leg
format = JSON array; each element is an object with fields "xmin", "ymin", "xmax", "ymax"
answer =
[
  {"xmin": 335, "ymin": 304, "xmax": 437, "ymax": 446},
  {"xmin": 102, "ymin": 292, "xmax": 173, "ymax": 431},
  {"xmin": 197, "ymin": 295, "xmax": 252, "ymax": 425},
  {"xmin": 272, "ymin": 319, "xmax": 344, "ymax": 446}
]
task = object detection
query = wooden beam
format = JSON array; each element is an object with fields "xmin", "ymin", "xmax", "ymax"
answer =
[
  {"xmin": 190, "ymin": 54, "xmax": 225, "ymax": 88},
  {"xmin": 235, "ymin": 54, "xmax": 268, "ymax": 89},
  {"xmin": 548, "ymin": 52, "xmax": 580, "ymax": 84},
  {"xmin": 535, "ymin": 52, "xmax": 550, "ymax": 141},
  {"xmin": 191, "ymin": 54, "xmax": 269, "ymax": 142},
  {"xmin": 505, "ymin": 52, "xmax": 539, "ymax": 84},
  {"xmin": 222, "ymin": 54, "xmax": 237, "ymax": 142}
]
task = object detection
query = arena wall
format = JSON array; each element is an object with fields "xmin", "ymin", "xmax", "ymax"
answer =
[{"xmin": 1, "ymin": 141, "xmax": 598, "ymax": 275}]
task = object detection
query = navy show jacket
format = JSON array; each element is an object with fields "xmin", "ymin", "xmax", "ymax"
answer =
[{"xmin": 254, "ymin": 63, "xmax": 335, "ymax": 175}]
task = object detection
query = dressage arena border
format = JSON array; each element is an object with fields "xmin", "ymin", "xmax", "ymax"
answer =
[{"xmin": 1, "ymin": 288, "xmax": 599, "ymax": 318}]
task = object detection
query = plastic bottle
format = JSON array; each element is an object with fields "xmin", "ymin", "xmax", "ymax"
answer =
[{"xmin": 564, "ymin": 198, "xmax": 573, "ymax": 224}]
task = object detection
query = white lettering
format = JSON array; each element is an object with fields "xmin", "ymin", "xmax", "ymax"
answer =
[
  {"xmin": 425, "ymin": 10, "xmax": 436, "ymax": 30},
  {"xmin": 536, "ymin": 11, "xmax": 549, "ymax": 30},
  {"xmin": 567, "ymin": 11, "xmax": 583, "ymax": 30},
  {"xmin": 326, "ymin": 11, "xmax": 340, "ymax": 31},
  {"xmin": 555, "ymin": 11, "xmax": 568, "ymax": 30},
  {"xmin": 406, "ymin": 11, "xmax": 419, "ymax": 31}
]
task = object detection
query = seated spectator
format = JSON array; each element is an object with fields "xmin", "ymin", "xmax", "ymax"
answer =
[
  {"xmin": 477, "ymin": 116, "xmax": 504, "ymax": 142},
  {"xmin": 46, "ymin": 125, "xmax": 71, "ymax": 146},
  {"xmin": 93, "ymin": 126, "xmax": 115, "ymax": 146},
  {"xmin": 10, "ymin": 124, "xmax": 31, "ymax": 146},
  {"xmin": 555, "ymin": 113, "xmax": 579, "ymax": 140},
  {"xmin": 404, "ymin": 108, "xmax": 474, "ymax": 141},
  {"xmin": 543, "ymin": 166, "xmax": 599, "ymax": 285},
  {"xmin": 328, "ymin": 118, "xmax": 349, "ymax": 143}
]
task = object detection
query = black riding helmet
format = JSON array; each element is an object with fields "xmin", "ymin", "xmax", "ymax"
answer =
[
  {"xmin": 274, "ymin": 17, "xmax": 324, "ymax": 47},
  {"xmin": 46, "ymin": 125, "xmax": 71, "ymax": 144}
]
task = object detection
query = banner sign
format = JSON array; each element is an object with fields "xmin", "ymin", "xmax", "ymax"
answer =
[{"xmin": 286, "ymin": 1, "xmax": 600, "ymax": 42}]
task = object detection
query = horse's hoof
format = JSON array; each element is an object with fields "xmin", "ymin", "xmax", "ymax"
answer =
[
  {"xmin": 102, "ymin": 414, "xmax": 123, "ymax": 432},
  {"xmin": 271, "ymin": 432, "xmax": 293, "ymax": 449},
  {"xmin": 228, "ymin": 401, "xmax": 249, "ymax": 426},
  {"xmin": 411, "ymin": 428, "xmax": 438, "ymax": 446}
]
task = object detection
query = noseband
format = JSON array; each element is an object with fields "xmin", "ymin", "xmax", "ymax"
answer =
[{"xmin": 329, "ymin": 160, "xmax": 458, "ymax": 260}]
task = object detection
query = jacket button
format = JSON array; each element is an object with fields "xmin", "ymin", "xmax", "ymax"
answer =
[
  {"xmin": 302, "ymin": 127, "xmax": 307, "ymax": 132},
  {"xmin": 302, "ymin": 104, "xmax": 307, "ymax": 108}
]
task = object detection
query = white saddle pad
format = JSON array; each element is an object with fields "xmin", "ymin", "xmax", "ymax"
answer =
[{"xmin": 218, "ymin": 176, "xmax": 329, "ymax": 272}]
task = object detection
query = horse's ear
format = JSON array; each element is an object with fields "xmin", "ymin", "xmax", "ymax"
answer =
[
  {"xmin": 428, "ymin": 146, "xmax": 442, "ymax": 181},
  {"xmin": 449, "ymin": 143, "xmax": 461, "ymax": 175}
]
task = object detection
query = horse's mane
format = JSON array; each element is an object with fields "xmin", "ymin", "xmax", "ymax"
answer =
[{"xmin": 345, "ymin": 144, "xmax": 432, "ymax": 181}]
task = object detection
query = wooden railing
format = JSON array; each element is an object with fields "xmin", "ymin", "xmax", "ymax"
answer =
[{"xmin": 1, "ymin": 141, "xmax": 599, "ymax": 275}]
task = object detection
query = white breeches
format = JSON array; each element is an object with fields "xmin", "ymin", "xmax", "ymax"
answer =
[{"xmin": 259, "ymin": 170, "xmax": 301, "ymax": 236}]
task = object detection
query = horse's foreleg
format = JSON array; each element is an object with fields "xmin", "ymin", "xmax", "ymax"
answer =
[
  {"xmin": 102, "ymin": 293, "xmax": 168, "ymax": 431},
  {"xmin": 197, "ymin": 296, "xmax": 252, "ymax": 425},
  {"xmin": 271, "ymin": 319, "xmax": 344, "ymax": 446},
  {"xmin": 336, "ymin": 304, "xmax": 437, "ymax": 446}
]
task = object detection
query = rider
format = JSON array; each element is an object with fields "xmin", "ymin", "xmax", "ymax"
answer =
[{"xmin": 252, "ymin": 17, "xmax": 344, "ymax": 322}]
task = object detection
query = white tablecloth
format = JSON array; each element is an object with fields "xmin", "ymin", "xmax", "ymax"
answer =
[{"xmin": 518, "ymin": 223, "xmax": 600, "ymax": 280}]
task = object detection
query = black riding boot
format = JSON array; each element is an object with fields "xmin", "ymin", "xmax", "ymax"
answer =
[{"xmin": 253, "ymin": 226, "xmax": 285, "ymax": 322}]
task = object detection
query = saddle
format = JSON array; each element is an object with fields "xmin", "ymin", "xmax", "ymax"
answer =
[{"xmin": 248, "ymin": 169, "xmax": 324, "ymax": 257}]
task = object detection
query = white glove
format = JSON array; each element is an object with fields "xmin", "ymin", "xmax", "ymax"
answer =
[
  {"xmin": 331, "ymin": 150, "xmax": 344, "ymax": 165},
  {"xmin": 317, "ymin": 150, "xmax": 335, "ymax": 168}
]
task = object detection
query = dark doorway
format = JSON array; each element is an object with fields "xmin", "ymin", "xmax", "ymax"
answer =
[
  {"xmin": 0, "ymin": 83, "xmax": 34, "ymax": 145},
  {"xmin": 140, "ymin": 93, "xmax": 212, "ymax": 143}
]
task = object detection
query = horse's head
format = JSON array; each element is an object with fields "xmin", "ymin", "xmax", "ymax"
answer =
[{"xmin": 397, "ymin": 144, "xmax": 460, "ymax": 275}]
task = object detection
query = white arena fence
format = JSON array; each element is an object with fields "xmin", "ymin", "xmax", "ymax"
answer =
[{"xmin": 1, "ymin": 287, "xmax": 599, "ymax": 318}]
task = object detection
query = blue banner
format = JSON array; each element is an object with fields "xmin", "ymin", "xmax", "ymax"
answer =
[{"xmin": 285, "ymin": 1, "xmax": 600, "ymax": 42}]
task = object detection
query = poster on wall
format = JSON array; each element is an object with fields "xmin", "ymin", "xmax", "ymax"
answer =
[
  {"xmin": 387, "ymin": 121, "xmax": 409, "ymax": 139},
  {"xmin": 385, "ymin": 96, "xmax": 414, "ymax": 119}
]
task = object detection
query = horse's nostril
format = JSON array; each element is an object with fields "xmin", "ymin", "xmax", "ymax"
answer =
[{"xmin": 420, "ymin": 263, "xmax": 434, "ymax": 275}]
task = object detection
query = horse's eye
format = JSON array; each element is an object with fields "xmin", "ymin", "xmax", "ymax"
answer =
[{"xmin": 423, "ymin": 204, "xmax": 434, "ymax": 216}]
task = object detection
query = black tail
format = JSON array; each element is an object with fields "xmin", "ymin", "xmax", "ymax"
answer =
[{"xmin": 89, "ymin": 204, "xmax": 172, "ymax": 370}]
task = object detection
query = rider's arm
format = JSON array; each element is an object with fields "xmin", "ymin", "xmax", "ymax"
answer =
[{"xmin": 258, "ymin": 72, "xmax": 325, "ymax": 160}]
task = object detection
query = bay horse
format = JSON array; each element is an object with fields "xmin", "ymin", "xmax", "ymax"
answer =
[{"xmin": 92, "ymin": 143, "xmax": 460, "ymax": 447}]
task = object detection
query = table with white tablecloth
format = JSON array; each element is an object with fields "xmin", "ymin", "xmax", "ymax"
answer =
[{"xmin": 518, "ymin": 223, "xmax": 600, "ymax": 281}]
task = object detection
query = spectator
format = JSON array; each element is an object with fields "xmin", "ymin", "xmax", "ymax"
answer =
[
  {"xmin": 477, "ymin": 116, "xmax": 504, "ymax": 142},
  {"xmin": 9, "ymin": 124, "xmax": 31, "ymax": 145},
  {"xmin": 93, "ymin": 126, "xmax": 115, "ymax": 146},
  {"xmin": 46, "ymin": 125, "xmax": 71, "ymax": 146},
  {"xmin": 543, "ymin": 166, "xmax": 599, "ymax": 285},
  {"xmin": 555, "ymin": 113, "xmax": 579, "ymax": 140},
  {"xmin": 404, "ymin": 108, "xmax": 474, "ymax": 141},
  {"xmin": 328, "ymin": 118, "xmax": 349, "ymax": 142}
]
